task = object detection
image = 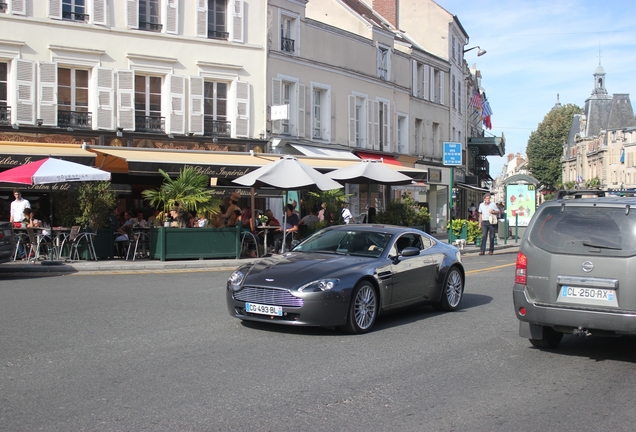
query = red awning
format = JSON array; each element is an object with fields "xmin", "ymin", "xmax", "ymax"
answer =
[{"xmin": 355, "ymin": 152, "xmax": 402, "ymax": 166}]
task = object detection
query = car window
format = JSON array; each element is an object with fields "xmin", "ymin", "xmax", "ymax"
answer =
[
  {"xmin": 294, "ymin": 229, "xmax": 391, "ymax": 257},
  {"xmin": 390, "ymin": 233, "xmax": 421, "ymax": 256},
  {"xmin": 420, "ymin": 235, "xmax": 435, "ymax": 250},
  {"xmin": 528, "ymin": 205, "xmax": 636, "ymax": 256}
]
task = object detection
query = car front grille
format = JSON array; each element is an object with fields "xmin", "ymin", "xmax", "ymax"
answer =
[{"xmin": 234, "ymin": 286, "xmax": 304, "ymax": 307}]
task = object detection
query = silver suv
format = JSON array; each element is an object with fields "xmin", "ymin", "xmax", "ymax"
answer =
[{"xmin": 513, "ymin": 190, "xmax": 636, "ymax": 348}]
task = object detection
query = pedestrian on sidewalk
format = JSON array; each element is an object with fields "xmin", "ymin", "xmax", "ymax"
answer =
[{"xmin": 478, "ymin": 193, "xmax": 499, "ymax": 255}]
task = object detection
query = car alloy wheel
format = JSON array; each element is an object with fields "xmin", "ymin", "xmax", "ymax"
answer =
[
  {"xmin": 433, "ymin": 267, "xmax": 464, "ymax": 312},
  {"xmin": 344, "ymin": 282, "xmax": 378, "ymax": 334}
]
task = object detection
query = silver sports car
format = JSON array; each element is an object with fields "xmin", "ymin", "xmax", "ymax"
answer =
[{"xmin": 226, "ymin": 225, "xmax": 465, "ymax": 333}]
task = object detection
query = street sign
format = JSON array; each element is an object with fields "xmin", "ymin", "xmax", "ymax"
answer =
[{"xmin": 443, "ymin": 142, "xmax": 462, "ymax": 166}]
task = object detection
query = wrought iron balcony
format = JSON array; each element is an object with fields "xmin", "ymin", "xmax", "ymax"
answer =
[
  {"xmin": 139, "ymin": 21, "xmax": 163, "ymax": 32},
  {"xmin": 62, "ymin": 11, "xmax": 89, "ymax": 21},
  {"xmin": 204, "ymin": 119, "xmax": 231, "ymax": 137},
  {"xmin": 135, "ymin": 115, "xmax": 165, "ymax": 133},
  {"xmin": 208, "ymin": 30, "xmax": 229, "ymax": 40},
  {"xmin": 281, "ymin": 37, "xmax": 295, "ymax": 53},
  {"xmin": 0, "ymin": 105, "xmax": 10, "ymax": 125},
  {"xmin": 0, "ymin": 2, "xmax": 8, "ymax": 12},
  {"xmin": 58, "ymin": 110, "xmax": 92, "ymax": 129}
]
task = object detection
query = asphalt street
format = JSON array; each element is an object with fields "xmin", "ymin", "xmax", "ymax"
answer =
[{"xmin": 2, "ymin": 250, "xmax": 636, "ymax": 431}]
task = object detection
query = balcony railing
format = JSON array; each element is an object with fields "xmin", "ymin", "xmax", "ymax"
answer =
[
  {"xmin": 62, "ymin": 11, "xmax": 89, "ymax": 21},
  {"xmin": 139, "ymin": 21, "xmax": 162, "ymax": 32},
  {"xmin": 204, "ymin": 119, "xmax": 231, "ymax": 137},
  {"xmin": 58, "ymin": 110, "xmax": 92, "ymax": 129},
  {"xmin": 281, "ymin": 37, "xmax": 295, "ymax": 53},
  {"xmin": 208, "ymin": 30, "xmax": 229, "ymax": 40},
  {"xmin": 0, "ymin": 105, "xmax": 10, "ymax": 126},
  {"xmin": 135, "ymin": 115, "xmax": 165, "ymax": 133},
  {"xmin": 0, "ymin": 2, "xmax": 8, "ymax": 12}
]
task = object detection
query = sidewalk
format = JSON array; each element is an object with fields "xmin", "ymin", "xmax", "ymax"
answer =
[{"xmin": 0, "ymin": 235, "xmax": 519, "ymax": 275}]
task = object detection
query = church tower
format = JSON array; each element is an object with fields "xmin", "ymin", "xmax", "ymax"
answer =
[{"xmin": 592, "ymin": 63, "xmax": 607, "ymax": 96}]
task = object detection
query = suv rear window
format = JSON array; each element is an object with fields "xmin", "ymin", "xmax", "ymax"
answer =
[{"xmin": 529, "ymin": 205, "xmax": 636, "ymax": 256}]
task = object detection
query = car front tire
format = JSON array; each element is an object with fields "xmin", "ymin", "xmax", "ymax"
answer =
[
  {"xmin": 433, "ymin": 267, "xmax": 464, "ymax": 312},
  {"xmin": 344, "ymin": 281, "xmax": 378, "ymax": 334},
  {"xmin": 529, "ymin": 326, "xmax": 563, "ymax": 349}
]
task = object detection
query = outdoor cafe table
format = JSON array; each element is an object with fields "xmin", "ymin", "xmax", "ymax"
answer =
[
  {"xmin": 256, "ymin": 225, "xmax": 280, "ymax": 254},
  {"xmin": 14, "ymin": 226, "xmax": 67, "ymax": 261}
]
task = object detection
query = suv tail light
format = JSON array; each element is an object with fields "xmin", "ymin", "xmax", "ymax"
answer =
[{"xmin": 515, "ymin": 252, "xmax": 527, "ymax": 285}]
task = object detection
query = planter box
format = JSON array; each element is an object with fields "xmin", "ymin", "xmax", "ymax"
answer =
[{"xmin": 149, "ymin": 226, "xmax": 240, "ymax": 261}]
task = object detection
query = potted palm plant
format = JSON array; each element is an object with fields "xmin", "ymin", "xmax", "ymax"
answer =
[
  {"xmin": 74, "ymin": 181, "xmax": 117, "ymax": 259},
  {"xmin": 142, "ymin": 167, "xmax": 239, "ymax": 261}
]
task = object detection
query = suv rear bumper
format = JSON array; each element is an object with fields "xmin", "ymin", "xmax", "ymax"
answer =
[{"xmin": 513, "ymin": 284, "xmax": 636, "ymax": 335}]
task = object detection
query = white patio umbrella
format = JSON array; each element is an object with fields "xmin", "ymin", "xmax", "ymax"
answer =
[
  {"xmin": 233, "ymin": 155, "xmax": 342, "ymax": 252},
  {"xmin": 326, "ymin": 160, "xmax": 413, "ymax": 222},
  {"xmin": 0, "ymin": 157, "xmax": 111, "ymax": 226}
]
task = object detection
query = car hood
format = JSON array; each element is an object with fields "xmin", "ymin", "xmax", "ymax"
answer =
[{"xmin": 241, "ymin": 252, "xmax": 374, "ymax": 289}]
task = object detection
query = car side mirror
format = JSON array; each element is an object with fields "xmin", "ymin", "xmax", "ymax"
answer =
[{"xmin": 401, "ymin": 247, "xmax": 420, "ymax": 257}]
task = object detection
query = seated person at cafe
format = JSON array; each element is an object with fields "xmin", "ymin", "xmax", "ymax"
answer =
[
  {"xmin": 299, "ymin": 207, "xmax": 320, "ymax": 228},
  {"xmin": 23, "ymin": 208, "xmax": 42, "ymax": 228},
  {"xmin": 136, "ymin": 212, "xmax": 148, "ymax": 228},
  {"xmin": 227, "ymin": 209, "xmax": 241, "ymax": 228},
  {"xmin": 272, "ymin": 204, "xmax": 300, "ymax": 253},
  {"xmin": 263, "ymin": 209, "xmax": 280, "ymax": 227},
  {"xmin": 196, "ymin": 213, "xmax": 209, "ymax": 227},
  {"xmin": 222, "ymin": 192, "xmax": 241, "ymax": 224},
  {"xmin": 239, "ymin": 207, "xmax": 255, "ymax": 233}
]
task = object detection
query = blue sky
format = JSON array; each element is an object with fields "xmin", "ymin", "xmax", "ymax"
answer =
[{"xmin": 434, "ymin": 0, "xmax": 636, "ymax": 176}]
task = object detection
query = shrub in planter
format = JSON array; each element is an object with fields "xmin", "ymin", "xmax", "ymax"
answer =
[{"xmin": 375, "ymin": 195, "xmax": 430, "ymax": 227}]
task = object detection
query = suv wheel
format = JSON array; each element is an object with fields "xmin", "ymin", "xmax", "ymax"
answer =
[{"xmin": 529, "ymin": 326, "xmax": 563, "ymax": 349}]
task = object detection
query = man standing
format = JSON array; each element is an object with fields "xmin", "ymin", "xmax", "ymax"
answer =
[
  {"xmin": 341, "ymin": 202, "xmax": 354, "ymax": 224},
  {"xmin": 10, "ymin": 189, "xmax": 30, "ymax": 223},
  {"xmin": 478, "ymin": 194, "xmax": 499, "ymax": 255}
]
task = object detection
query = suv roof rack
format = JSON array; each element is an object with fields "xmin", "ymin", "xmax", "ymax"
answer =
[{"xmin": 555, "ymin": 190, "xmax": 607, "ymax": 200}]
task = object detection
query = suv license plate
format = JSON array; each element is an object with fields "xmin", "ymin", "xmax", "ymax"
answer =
[
  {"xmin": 561, "ymin": 286, "xmax": 615, "ymax": 301},
  {"xmin": 245, "ymin": 302, "xmax": 283, "ymax": 316}
]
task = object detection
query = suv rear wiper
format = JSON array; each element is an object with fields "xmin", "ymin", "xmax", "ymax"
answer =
[{"xmin": 582, "ymin": 241, "xmax": 622, "ymax": 250}]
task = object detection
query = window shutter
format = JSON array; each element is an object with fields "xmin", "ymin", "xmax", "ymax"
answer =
[
  {"xmin": 11, "ymin": 0, "xmax": 26, "ymax": 15},
  {"xmin": 48, "ymin": 0, "xmax": 62, "ymax": 19},
  {"xmin": 422, "ymin": 65, "xmax": 429, "ymax": 100},
  {"xmin": 96, "ymin": 67, "xmax": 115, "ymax": 130},
  {"xmin": 15, "ymin": 59, "xmax": 35, "ymax": 124},
  {"xmin": 166, "ymin": 0, "xmax": 178, "ymax": 34},
  {"xmin": 429, "ymin": 67, "xmax": 435, "ymax": 102},
  {"xmin": 126, "ymin": 0, "xmax": 139, "ymax": 29},
  {"xmin": 93, "ymin": 0, "xmax": 108, "ymax": 25},
  {"xmin": 439, "ymin": 71, "xmax": 445, "ymax": 105},
  {"xmin": 196, "ymin": 0, "xmax": 208, "ymax": 38},
  {"xmin": 117, "ymin": 70, "xmax": 135, "ymax": 131},
  {"xmin": 271, "ymin": 78, "xmax": 282, "ymax": 134},
  {"xmin": 235, "ymin": 80, "xmax": 249, "ymax": 138},
  {"xmin": 38, "ymin": 62, "xmax": 57, "ymax": 127},
  {"xmin": 382, "ymin": 102, "xmax": 389, "ymax": 152},
  {"xmin": 297, "ymin": 84, "xmax": 305, "ymax": 138},
  {"xmin": 168, "ymin": 74, "xmax": 185, "ymax": 134},
  {"xmin": 373, "ymin": 100, "xmax": 380, "ymax": 150},
  {"xmin": 366, "ymin": 100, "xmax": 373, "ymax": 150},
  {"xmin": 412, "ymin": 61, "xmax": 418, "ymax": 97},
  {"xmin": 324, "ymin": 90, "xmax": 331, "ymax": 141},
  {"xmin": 189, "ymin": 76, "xmax": 204, "ymax": 135},
  {"xmin": 348, "ymin": 95, "xmax": 356, "ymax": 147},
  {"xmin": 232, "ymin": 0, "xmax": 244, "ymax": 43}
]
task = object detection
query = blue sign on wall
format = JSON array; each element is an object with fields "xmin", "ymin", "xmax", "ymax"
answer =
[{"xmin": 443, "ymin": 142, "xmax": 462, "ymax": 166}]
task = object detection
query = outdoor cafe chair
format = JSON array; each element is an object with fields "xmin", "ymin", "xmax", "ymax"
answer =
[
  {"xmin": 24, "ymin": 227, "xmax": 55, "ymax": 262},
  {"xmin": 240, "ymin": 231, "xmax": 260, "ymax": 258},
  {"xmin": 13, "ymin": 231, "xmax": 32, "ymax": 261},
  {"xmin": 59, "ymin": 226, "xmax": 97, "ymax": 262},
  {"xmin": 126, "ymin": 229, "xmax": 150, "ymax": 261}
]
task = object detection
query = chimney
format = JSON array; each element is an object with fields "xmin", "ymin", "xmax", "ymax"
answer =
[{"xmin": 372, "ymin": 0, "xmax": 398, "ymax": 28}]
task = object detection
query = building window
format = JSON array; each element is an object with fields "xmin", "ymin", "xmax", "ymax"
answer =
[
  {"xmin": 207, "ymin": 0, "xmax": 227, "ymax": 39},
  {"xmin": 414, "ymin": 118, "xmax": 422, "ymax": 155},
  {"xmin": 313, "ymin": 88, "xmax": 322, "ymax": 139},
  {"xmin": 451, "ymin": 75, "xmax": 456, "ymax": 109},
  {"xmin": 203, "ymin": 81, "xmax": 229, "ymax": 136},
  {"xmin": 355, "ymin": 98, "xmax": 365, "ymax": 147},
  {"xmin": 378, "ymin": 101, "xmax": 389, "ymax": 150},
  {"xmin": 282, "ymin": 82, "xmax": 291, "ymax": 134},
  {"xmin": 458, "ymin": 81, "xmax": 462, "ymax": 113},
  {"xmin": 378, "ymin": 46, "xmax": 389, "ymax": 80},
  {"xmin": 397, "ymin": 115, "xmax": 407, "ymax": 153},
  {"xmin": 281, "ymin": 16, "xmax": 295, "ymax": 53},
  {"xmin": 0, "ymin": 62, "xmax": 8, "ymax": 125},
  {"xmin": 139, "ymin": 0, "xmax": 161, "ymax": 32},
  {"xmin": 58, "ymin": 67, "xmax": 91, "ymax": 129},
  {"xmin": 134, "ymin": 75, "xmax": 164, "ymax": 132},
  {"xmin": 432, "ymin": 122, "xmax": 440, "ymax": 157},
  {"xmin": 62, "ymin": 0, "xmax": 88, "ymax": 21}
]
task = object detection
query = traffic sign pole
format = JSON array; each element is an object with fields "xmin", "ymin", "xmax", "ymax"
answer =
[
  {"xmin": 442, "ymin": 142, "xmax": 462, "ymax": 244},
  {"xmin": 448, "ymin": 166, "xmax": 454, "ymax": 243}
]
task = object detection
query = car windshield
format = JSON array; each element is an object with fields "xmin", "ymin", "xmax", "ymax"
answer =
[
  {"xmin": 529, "ymin": 205, "xmax": 636, "ymax": 256},
  {"xmin": 293, "ymin": 229, "xmax": 392, "ymax": 258}
]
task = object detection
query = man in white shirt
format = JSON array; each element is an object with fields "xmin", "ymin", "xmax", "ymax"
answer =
[
  {"xmin": 341, "ymin": 203, "xmax": 354, "ymax": 224},
  {"xmin": 10, "ymin": 189, "xmax": 30, "ymax": 223},
  {"xmin": 477, "ymin": 194, "xmax": 499, "ymax": 255}
]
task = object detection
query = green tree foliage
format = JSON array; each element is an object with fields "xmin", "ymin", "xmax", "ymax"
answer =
[
  {"xmin": 142, "ymin": 167, "xmax": 221, "ymax": 223},
  {"xmin": 526, "ymin": 103, "xmax": 581, "ymax": 190},
  {"xmin": 375, "ymin": 196, "xmax": 430, "ymax": 227},
  {"xmin": 76, "ymin": 182, "xmax": 117, "ymax": 230}
]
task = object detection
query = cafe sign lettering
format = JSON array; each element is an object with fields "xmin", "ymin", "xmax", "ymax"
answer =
[{"xmin": 185, "ymin": 164, "xmax": 251, "ymax": 178}]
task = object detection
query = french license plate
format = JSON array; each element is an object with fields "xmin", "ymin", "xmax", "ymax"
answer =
[
  {"xmin": 245, "ymin": 302, "xmax": 283, "ymax": 316},
  {"xmin": 561, "ymin": 286, "xmax": 615, "ymax": 301}
]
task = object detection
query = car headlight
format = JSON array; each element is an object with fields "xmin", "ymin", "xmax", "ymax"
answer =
[
  {"xmin": 228, "ymin": 270, "xmax": 245, "ymax": 291},
  {"xmin": 298, "ymin": 278, "xmax": 340, "ymax": 292}
]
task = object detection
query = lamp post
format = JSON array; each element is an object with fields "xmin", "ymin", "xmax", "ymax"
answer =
[{"xmin": 463, "ymin": 46, "xmax": 487, "ymax": 56}]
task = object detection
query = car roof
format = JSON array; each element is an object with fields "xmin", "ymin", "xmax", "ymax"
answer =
[
  {"xmin": 549, "ymin": 190, "xmax": 636, "ymax": 206},
  {"xmin": 323, "ymin": 224, "xmax": 424, "ymax": 235}
]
